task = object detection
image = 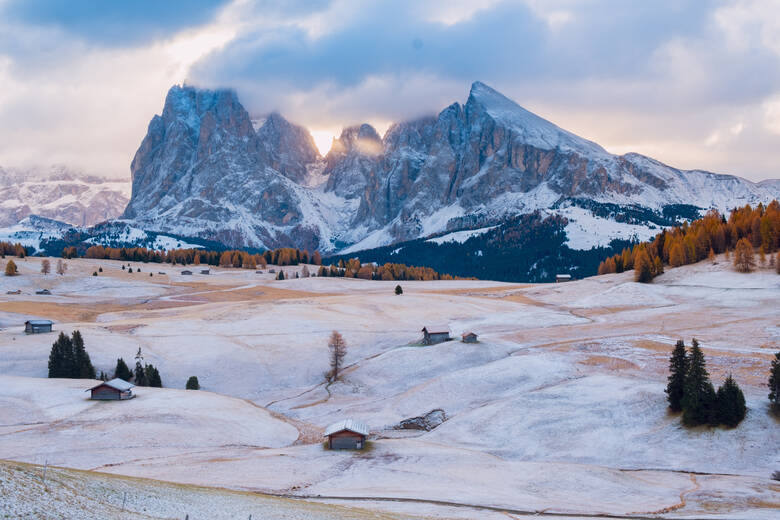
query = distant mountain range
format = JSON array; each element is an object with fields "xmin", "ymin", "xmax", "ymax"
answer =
[
  {"xmin": 120, "ymin": 81, "xmax": 778, "ymax": 253},
  {"xmin": 1, "ymin": 82, "xmax": 778, "ymax": 281},
  {"xmin": 0, "ymin": 165, "xmax": 128, "ymax": 227}
]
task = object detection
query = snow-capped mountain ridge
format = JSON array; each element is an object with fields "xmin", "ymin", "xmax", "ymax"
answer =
[
  {"xmin": 117, "ymin": 82, "xmax": 779, "ymax": 253},
  {"xmin": 0, "ymin": 165, "xmax": 129, "ymax": 227}
]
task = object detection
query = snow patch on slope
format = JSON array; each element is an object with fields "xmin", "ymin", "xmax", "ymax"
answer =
[
  {"xmin": 427, "ymin": 226, "xmax": 497, "ymax": 245},
  {"xmin": 556, "ymin": 206, "xmax": 659, "ymax": 250}
]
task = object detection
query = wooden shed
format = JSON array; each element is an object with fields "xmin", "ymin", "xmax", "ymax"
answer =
[
  {"xmin": 200, "ymin": 269, "xmax": 210, "ymax": 275},
  {"xmin": 556, "ymin": 274, "xmax": 572, "ymax": 283},
  {"xmin": 324, "ymin": 419, "xmax": 369, "ymax": 450},
  {"xmin": 86, "ymin": 378, "xmax": 135, "ymax": 400},
  {"xmin": 461, "ymin": 332, "xmax": 478, "ymax": 343},
  {"xmin": 422, "ymin": 326, "xmax": 451, "ymax": 345},
  {"xmin": 181, "ymin": 270, "xmax": 193, "ymax": 275},
  {"xmin": 25, "ymin": 320, "xmax": 53, "ymax": 334}
]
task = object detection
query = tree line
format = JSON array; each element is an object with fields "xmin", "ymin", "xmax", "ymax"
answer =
[
  {"xmin": 599, "ymin": 201, "xmax": 780, "ymax": 282},
  {"xmin": 67, "ymin": 244, "xmax": 324, "ymax": 268},
  {"xmin": 315, "ymin": 260, "xmax": 461, "ymax": 281},
  {"xmin": 0, "ymin": 241, "xmax": 27, "ymax": 257}
]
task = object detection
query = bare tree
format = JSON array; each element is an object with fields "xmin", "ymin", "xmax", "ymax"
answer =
[
  {"xmin": 56, "ymin": 259, "xmax": 67, "ymax": 275},
  {"xmin": 301, "ymin": 265, "xmax": 310, "ymax": 278},
  {"xmin": 41, "ymin": 259, "xmax": 51, "ymax": 274},
  {"xmin": 328, "ymin": 331, "xmax": 347, "ymax": 381}
]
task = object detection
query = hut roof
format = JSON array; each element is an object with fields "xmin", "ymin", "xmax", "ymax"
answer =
[
  {"xmin": 462, "ymin": 331, "xmax": 477, "ymax": 337},
  {"xmin": 26, "ymin": 319, "xmax": 53, "ymax": 325},
  {"xmin": 324, "ymin": 418, "xmax": 369, "ymax": 437},
  {"xmin": 86, "ymin": 378, "xmax": 134, "ymax": 392},
  {"xmin": 422, "ymin": 325, "xmax": 450, "ymax": 334}
]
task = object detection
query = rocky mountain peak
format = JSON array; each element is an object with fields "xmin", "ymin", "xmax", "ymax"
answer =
[
  {"xmin": 256, "ymin": 112, "xmax": 320, "ymax": 183},
  {"xmin": 327, "ymin": 124, "xmax": 383, "ymax": 159},
  {"xmin": 115, "ymin": 81, "xmax": 779, "ymax": 254}
]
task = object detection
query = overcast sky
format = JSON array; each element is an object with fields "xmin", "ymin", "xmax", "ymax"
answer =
[{"xmin": 0, "ymin": 0, "xmax": 778, "ymax": 182}]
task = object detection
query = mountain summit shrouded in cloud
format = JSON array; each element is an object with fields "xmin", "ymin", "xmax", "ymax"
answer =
[
  {"xmin": 0, "ymin": 1, "xmax": 779, "ymax": 181},
  {"xmin": 117, "ymin": 81, "xmax": 778, "ymax": 257}
]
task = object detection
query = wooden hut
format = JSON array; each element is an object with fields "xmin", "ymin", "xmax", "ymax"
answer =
[
  {"xmin": 555, "ymin": 274, "xmax": 572, "ymax": 283},
  {"xmin": 461, "ymin": 332, "xmax": 478, "ymax": 343},
  {"xmin": 421, "ymin": 326, "xmax": 451, "ymax": 345},
  {"xmin": 86, "ymin": 378, "xmax": 135, "ymax": 400},
  {"xmin": 25, "ymin": 320, "xmax": 53, "ymax": 334},
  {"xmin": 324, "ymin": 419, "xmax": 369, "ymax": 450},
  {"xmin": 200, "ymin": 269, "xmax": 210, "ymax": 275},
  {"xmin": 181, "ymin": 270, "xmax": 193, "ymax": 275}
]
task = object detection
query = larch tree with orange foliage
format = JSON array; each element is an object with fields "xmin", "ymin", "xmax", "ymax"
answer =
[{"xmin": 733, "ymin": 238, "xmax": 756, "ymax": 273}]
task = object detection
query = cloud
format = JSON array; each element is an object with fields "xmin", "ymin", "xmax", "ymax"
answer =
[
  {"xmin": 1, "ymin": 0, "xmax": 232, "ymax": 46},
  {"xmin": 0, "ymin": 0, "xmax": 778, "ymax": 182},
  {"xmin": 187, "ymin": 0, "xmax": 780, "ymax": 180}
]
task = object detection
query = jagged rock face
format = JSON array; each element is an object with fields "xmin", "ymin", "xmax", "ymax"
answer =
[
  {"xmin": 119, "ymin": 82, "xmax": 779, "ymax": 252},
  {"xmin": 122, "ymin": 85, "xmax": 323, "ymax": 250},
  {"xmin": 256, "ymin": 113, "xmax": 320, "ymax": 184}
]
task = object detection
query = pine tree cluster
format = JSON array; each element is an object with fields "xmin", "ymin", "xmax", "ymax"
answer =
[
  {"xmin": 769, "ymin": 352, "xmax": 780, "ymax": 413},
  {"xmin": 47, "ymin": 331, "xmax": 96, "ymax": 379},
  {"xmin": 665, "ymin": 339, "xmax": 747, "ymax": 427}
]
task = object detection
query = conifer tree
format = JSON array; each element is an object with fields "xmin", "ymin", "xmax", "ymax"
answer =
[
  {"xmin": 186, "ymin": 376, "xmax": 200, "ymax": 390},
  {"xmin": 134, "ymin": 348, "xmax": 147, "ymax": 386},
  {"xmin": 716, "ymin": 375, "xmax": 746, "ymax": 427},
  {"xmin": 682, "ymin": 339, "xmax": 717, "ymax": 426},
  {"xmin": 769, "ymin": 351, "xmax": 780, "ymax": 411},
  {"xmin": 114, "ymin": 358, "xmax": 132, "ymax": 381},
  {"xmin": 665, "ymin": 340, "xmax": 688, "ymax": 412},
  {"xmin": 145, "ymin": 364, "xmax": 162, "ymax": 387},
  {"xmin": 5, "ymin": 259, "xmax": 18, "ymax": 276},
  {"xmin": 734, "ymin": 238, "xmax": 756, "ymax": 273},
  {"xmin": 71, "ymin": 330, "xmax": 96, "ymax": 379},
  {"xmin": 395, "ymin": 284, "xmax": 403, "ymax": 295},
  {"xmin": 633, "ymin": 249, "xmax": 654, "ymax": 283},
  {"xmin": 328, "ymin": 331, "xmax": 347, "ymax": 381},
  {"xmin": 276, "ymin": 270, "xmax": 285, "ymax": 280},
  {"xmin": 48, "ymin": 332, "xmax": 72, "ymax": 378}
]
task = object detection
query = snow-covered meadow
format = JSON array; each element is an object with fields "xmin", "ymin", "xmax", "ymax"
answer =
[{"xmin": 0, "ymin": 255, "xmax": 778, "ymax": 518}]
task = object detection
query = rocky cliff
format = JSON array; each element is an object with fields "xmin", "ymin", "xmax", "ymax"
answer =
[{"xmin": 120, "ymin": 82, "xmax": 780, "ymax": 252}]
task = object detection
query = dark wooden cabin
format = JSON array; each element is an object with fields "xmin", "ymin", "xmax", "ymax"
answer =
[
  {"xmin": 461, "ymin": 332, "xmax": 478, "ymax": 343},
  {"xmin": 324, "ymin": 419, "xmax": 369, "ymax": 450},
  {"xmin": 25, "ymin": 320, "xmax": 53, "ymax": 334},
  {"xmin": 86, "ymin": 378, "xmax": 135, "ymax": 400},
  {"xmin": 422, "ymin": 326, "xmax": 451, "ymax": 345}
]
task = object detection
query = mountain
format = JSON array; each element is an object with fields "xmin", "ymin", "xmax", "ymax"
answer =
[
  {"xmin": 121, "ymin": 85, "xmax": 330, "ymax": 251},
  {"xmin": 0, "ymin": 165, "xmax": 129, "ymax": 227},
  {"xmin": 121, "ymin": 82, "xmax": 778, "ymax": 260}
]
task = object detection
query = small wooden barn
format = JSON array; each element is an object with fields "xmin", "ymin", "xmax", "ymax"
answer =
[
  {"xmin": 461, "ymin": 332, "xmax": 478, "ymax": 343},
  {"xmin": 421, "ymin": 326, "xmax": 451, "ymax": 345},
  {"xmin": 86, "ymin": 378, "xmax": 135, "ymax": 400},
  {"xmin": 181, "ymin": 270, "xmax": 193, "ymax": 275},
  {"xmin": 35, "ymin": 289, "xmax": 51, "ymax": 295},
  {"xmin": 324, "ymin": 419, "xmax": 369, "ymax": 450},
  {"xmin": 556, "ymin": 274, "xmax": 572, "ymax": 283},
  {"xmin": 200, "ymin": 269, "xmax": 210, "ymax": 275},
  {"xmin": 25, "ymin": 320, "xmax": 53, "ymax": 334}
]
